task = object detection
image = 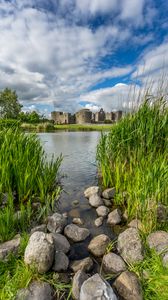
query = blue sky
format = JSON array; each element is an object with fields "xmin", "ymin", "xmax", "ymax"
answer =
[{"xmin": 0, "ymin": 0, "xmax": 167, "ymax": 115}]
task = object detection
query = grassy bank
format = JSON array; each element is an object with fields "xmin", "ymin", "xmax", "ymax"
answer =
[{"xmin": 97, "ymin": 95, "xmax": 168, "ymax": 299}]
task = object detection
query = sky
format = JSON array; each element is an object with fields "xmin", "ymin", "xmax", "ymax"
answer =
[{"xmin": 0, "ymin": 0, "xmax": 167, "ymax": 116}]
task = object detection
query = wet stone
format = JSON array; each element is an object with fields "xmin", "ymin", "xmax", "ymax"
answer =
[
  {"xmin": 89, "ymin": 194, "xmax": 103, "ymax": 208},
  {"xmin": 94, "ymin": 216, "xmax": 104, "ymax": 227},
  {"xmin": 70, "ymin": 257, "xmax": 93, "ymax": 273},
  {"xmin": 52, "ymin": 251, "xmax": 69, "ymax": 272},
  {"xmin": 96, "ymin": 205, "xmax": 109, "ymax": 217},
  {"xmin": 84, "ymin": 186, "xmax": 100, "ymax": 198},
  {"xmin": 64, "ymin": 224, "xmax": 90, "ymax": 242},
  {"xmin": 52, "ymin": 233, "xmax": 70, "ymax": 253}
]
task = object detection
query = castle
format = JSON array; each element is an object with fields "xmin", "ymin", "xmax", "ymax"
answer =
[{"xmin": 51, "ymin": 108, "xmax": 123, "ymax": 124}]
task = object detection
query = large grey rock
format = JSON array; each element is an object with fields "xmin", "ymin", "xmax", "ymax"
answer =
[
  {"xmin": 89, "ymin": 194, "xmax": 103, "ymax": 208},
  {"xmin": 80, "ymin": 273, "xmax": 117, "ymax": 300},
  {"xmin": 102, "ymin": 188, "xmax": 116, "ymax": 199},
  {"xmin": 96, "ymin": 205, "xmax": 109, "ymax": 217},
  {"xmin": 64, "ymin": 224, "xmax": 90, "ymax": 242},
  {"xmin": 0, "ymin": 235, "xmax": 20, "ymax": 260},
  {"xmin": 52, "ymin": 251, "xmax": 69, "ymax": 272},
  {"xmin": 84, "ymin": 186, "xmax": 100, "ymax": 198},
  {"xmin": 107, "ymin": 209, "xmax": 121, "ymax": 225},
  {"xmin": 117, "ymin": 228, "xmax": 144, "ymax": 264},
  {"xmin": 88, "ymin": 234, "xmax": 110, "ymax": 257},
  {"xmin": 52, "ymin": 233, "xmax": 70, "ymax": 253},
  {"xmin": 147, "ymin": 231, "xmax": 168, "ymax": 254},
  {"xmin": 24, "ymin": 232, "xmax": 54, "ymax": 274},
  {"xmin": 72, "ymin": 270, "xmax": 88, "ymax": 300},
  {"xmin": 95, "ymin": 216, "xmax": 103, "ymax": 227},
  {"xmin": 102, "ymin": 253, "xmax": 127, "ymax": 274},
  {"xmin": 70, "ymin": 257, "xmax": 93, "ymax": 273},
  {"xmin": 30, "ymin": 224, "xmax": 47, "ymax": 235},
  {"xmin": 47, "ymin": 213, "xmax": 67, "ymax": 234},
  {"xmin": 16, "ymin": 281, "xmax": 54, "ymax": 300},
  {"xmin": 113, "ymin": 271, "xmax": 143, "ymax": 300}
]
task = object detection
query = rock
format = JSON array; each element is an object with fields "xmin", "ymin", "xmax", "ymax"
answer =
[
  {"xmin": 31, "ymin": 224, "xmax": 47, "ymax": 235},
  {"xmin": 47, "ymin": 213, "xmax": 67, "ymax": 234},
  {"xmin": 62, "ymin": 212, "xmax": 68, "ymax": 219},
  {"xmin": 123, "ymin": 210, "xmax": 128, "ymax": 221},
  {"xmin": 70, "ymin": 257, "xmax": 93, "ymax": 273},
  {"xmin": 96, "ymin": 205, "xmax": 109, "ymax": 217},
  {"xmin": 103, "ymin": 199, "xmax": 113, "ymax": 207},
  {"xmin": 84, "ymin": 186, "xmax": 100, "ymax": 198},
  {"xmin": 89, "ymin": 194, "xmax": 103, "ymax": 208},
  {"xmin": 162, "ymin": 253, "xmax": 168, "ymax": 267},
  {"xmin": 117, "ymin": 228, "xmax": 144, "ymax": 264},
  {"xmin": 16, "ymin": 281, "xmax": 54, "ymax": 300},
  {"xmin": 72, "ymin": 270, "xmax": 88, "ymax": 300},
  {"xmin": 0, "ymin": 235, "xmax": 20, "ymax": 260},
  {"xmin": 88, "ymin": 234, "xmax": 110, "ymax": 257},
  {"xmin": 157, "ymin": 204, "xmax": 168, "ymax": 222},
  {"xmin": 102, "ymin": 253, "xmax": 127, "ymax": 274},
  {"xmin": 107, "ymin": 209, "xmax": 121, "ymax": 225},
  {"xmin": 24, "ymin": 232, "xmax": 54, "ymax": 274},
  {"xmin": 128, "ymin": 219, "xmax": 143, "ymax": 231},
  {"xmin": 64, "ymin": 224, "xmax": 90, "ymax": 242},
  {"xmin": 80, "ymin": 273, "xmax": 117, "ymax": 300},
  {"xmin": 72, "ymin": 218, "xmax": 84, "ymax": 225},
  {"xmin": 52, "ymin": 251, "xmax": 69, "ymax": 272},
  {"xmin": 113, "ymin": 271, "xmax": 143, "ymax": 300},
  {"xmin": 52, "ymin": 233, "xmax": 70, "ymax": 253},
  {"xmin": 94, "ymin": 217, "xmax": 103, "ymax": 227},
  {"xmin": 147, "ymin": 231, "xmax": 168, "ymax": 254},
  {"xmin": 73, "ymin": 200, "xmax": 79, "ymax": 206},
  {"xmin": 102, "ymin": 188, "xmax": 116, "ymax": 199}
]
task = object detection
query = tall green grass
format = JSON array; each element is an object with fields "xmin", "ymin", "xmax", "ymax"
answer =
[{"xmin": 97, "ymin": 97, "xmax": 168, "ymax": 232}]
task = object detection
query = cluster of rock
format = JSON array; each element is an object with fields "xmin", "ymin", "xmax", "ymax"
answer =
[{"xmin": 0, "ymin": 185, "xmax": 168, "ymax": 300}]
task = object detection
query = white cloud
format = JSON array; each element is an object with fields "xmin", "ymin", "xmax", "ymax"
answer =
[{"xmin": 120, "ymin": 0, "xmax": 145, "ymax": 25}]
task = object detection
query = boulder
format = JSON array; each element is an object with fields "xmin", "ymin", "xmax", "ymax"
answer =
[
  {"xmin": 0, "ymin": 235, "xmax": 20, "ymax": 260},
  {"xmin": 70, "ymin": 257, "xmax": 93, "ymax": 273},
  {"xmin": 88, "ymin": 234, "xmax": 110, "ymax": 257},
  {"xmin": 128, "ymin": 219, "xmax": 143, "ymax": 231},
  {"xmin": 102, "ymin": 188, "xmax": 116, "ymax": 199},
  {"xmin": 107, "ymin": 209, "xmax": 121, "ymax": 225},
  {"xmin": 16, "ymin": 281, "xmax": 54, "ymax": 300},
  {"xmin": 117, "ymin": 228, "xmax": 144, "ymax": 264},
  {"xmin": 102, "ymin": 253, "xmax": 127, "ymax": 274},
  {"xmin": 80, "ymin": 273, "xmax": 117, "ymax": 300},
  {"xmin": 52, "ymin": 233, "xmax": 70, "ymax": 253},
  {"xmin": 96, "ymin": 205, "xmax": 109, "ymax": 217},
  {"xmin": 89, "ymin": 194, "xmax": 103, "ymax": 208},
  {"xmin": 147, "ymin": 231, "xmax": 168, "ymax": 254},
  {"xmin": 52, "ymin": 251, "xmax": 69, "ymax": 272},
  {"xmin": 64, "ymin": 224, "xmax": 90, "ymax": 242},
  {"xmin": 24, "ymin": 232, "xmax": 54, "ymax": 274},
  {"xmin": 47, "ymin": 213, "xmax": 67, "ymax": 234},
  {"xmin": 72, "ymin": 270, "xmax": 88, "ymax": 300},
  {"xmin": 94, "ymin": 217, "xmax": 103, "ymax": 227},
  {"xmin": 72, "ymin": 218, "xmax": 84, "ymax": 225},
  {"xmin": 30, "ymin": 224, "xmax": 47, "ymax": 235},
  {"xmin": 113, "ymin": 271, "xmax": 143, "ymax": 300},
  {"xmin": 84, "ymin": 186, "xmax": 100, "ymax": 198}
]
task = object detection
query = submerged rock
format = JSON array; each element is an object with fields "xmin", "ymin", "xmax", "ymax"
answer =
[
  {"xmin": 117, "ymin": 228, "xmax": 144, "ymax": 264},
  {"xmin": 52, "ymin": 233, "xmax": 70, "ymax": 254},
  {"xmin": 84, "ymin": 186, "xmax": 100, "ymax": 198},
  {"xmin": 47, "ymin": 213, "xmax": 67, "ymax": 234},
  {"xmin": 16, "ymin": 281, "xmax": 54, "ymax": 300},
  {"xmin": 102, "ymin": 253, "xmax": 127, "ymax": 274},
  {"xmin": 70, "ymin": 257, "xmax": 93, "ymax": 273},
  {"xmin": 0, "ymin": 234, "xmax": 20, "ymax": 260},
  {"xmin": 72, "ymin": 270, "xmax": 88, "ymax": 300},
  {"xmin": 113, "ymin": 271, "xmax": 143, "ymax": 300},
  {"xmin": 94, "ymin": 216, "xmax": 104, "ymax": 227},
  {"xmin": 96, "ymin": 205, "xmax": 109, "ymax": 217},
  {"xmin": 89, "ymin": 194, "xmax": 103, "ymax": 208},
  {"xmin": 80, "ymin": 273, "xmax": 117, "ymax": 300},
  {"xmin": 24, "ymin": 232, "xmax": 54, "ymax": 274},
  {"xmin": 88, "ymin": 234, "xmax": 110, "ymax": 257},
  {"xmin": 102, "ymin": 188, "xmax": 116, "ymax": 199},
  {"xmin": 64, "ymin": 224, "xmax": 90, "ymax": 242},
  {"xmin": 52, "ymin": 251, "xmax": 69, "ymax": 272},
  {"xmin": 107, "ymin": 209, "xmax": 121, "ymax": 225}
]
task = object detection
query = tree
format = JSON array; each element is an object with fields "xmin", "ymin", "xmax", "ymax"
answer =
[{"xmin": 0, "ymin": 88, "xmax": 22, "ymax": 119}]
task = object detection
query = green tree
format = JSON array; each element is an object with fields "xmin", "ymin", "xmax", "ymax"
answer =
[{"xmin": 0, "ymin": 88, "xmax": 22, "ymax": 119}]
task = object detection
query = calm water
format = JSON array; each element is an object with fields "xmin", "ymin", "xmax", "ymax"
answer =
[{"xmin": 38, "ymin": 131, "xmax": 115, "ymax": 252}]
